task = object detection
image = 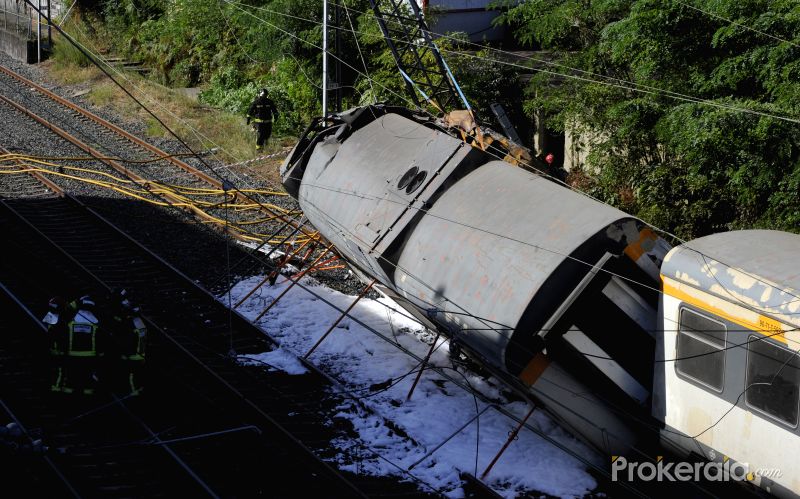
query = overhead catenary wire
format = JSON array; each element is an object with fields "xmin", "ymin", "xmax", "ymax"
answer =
[
  {"xmin": 17, "ymin": 1, "xmax": 792, "ymax": 492},
  {"xmin": 22, "ymin": 1, "xmax": 320, "ymax": 249},
  {"xmin": 290, "ymin": 172, "xmax": 800, "ymax": 326},
  {"xmin": 233, "ymin": 0, "xmax": 800, "ymax": 126},
  {"xmin": 222, "ymin": 0, "xmax": 800, "ymax": 314},
  {"xmin": 673, "ymin": 0, "xmax": 800, "ymax": 49}
]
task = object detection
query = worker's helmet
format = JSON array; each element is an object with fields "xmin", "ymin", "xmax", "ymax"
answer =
[
  {"xmin": 48, "ymin": 296, "xmax": 65, "ymax": 311},
  {"xmin": 112, "ymin": 287, "xmax": 138, "ymax": 312},
  {"xmin": 78, "ymin": 295, "xmax": 96, "ymax": 311}
]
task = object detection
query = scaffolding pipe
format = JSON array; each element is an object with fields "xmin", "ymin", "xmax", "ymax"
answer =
[
  {"xmin": 303, "ymin": 278, "xmax": 376, "ymax": 359},
  {"xmin": 480, "ymin": 405, "xmax": 537, "ymax": 480},
  {"xmin": 405, "ymin": 331, "xmax": 440, "ymax": 401},
  {"xmin": 253, "ymin": 243, "xmax": 335, "ymax": 322}
]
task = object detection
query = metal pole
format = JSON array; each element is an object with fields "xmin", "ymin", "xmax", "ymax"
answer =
[
  {"xmin": 46, "ymin": 0, "xmax": 50, "ymax": 47},
  {"xmin": 253, "ymin": 243, "xmax": 335, "ymax": 322},
  {"xmin": 334, "ymin": 0, "xmax": 342, "ymax": 112},
  {"xmin": 321, "ymin": 0, "xmax": 328, "ymax": 118},
  {"xmin": 480, "ymin": 405, "xmax": 537, "ymax": 480},
  {"xmin": 233, "ymin": 238, "xmax": 313, "ymax": 309},
  {"xmin": 37, "ymin": 0, "xmax": 41, "ymax": 63},
  {"xmin": 303, "ymin": 278, "xmax": 376, "ymax": 359},
  {"xmin": 406, "ymin": 331, "xmax": 440, "ymax": 401}
]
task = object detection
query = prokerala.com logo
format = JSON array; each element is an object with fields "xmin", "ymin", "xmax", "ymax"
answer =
[{"xmin": 611, "ymin": 456, "xmax": 781, "ymax": 482}]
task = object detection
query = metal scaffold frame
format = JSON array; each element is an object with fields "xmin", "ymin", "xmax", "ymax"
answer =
[{"xmin": 367, "ymin": 0, "xmax": 465, "ymax": 113}]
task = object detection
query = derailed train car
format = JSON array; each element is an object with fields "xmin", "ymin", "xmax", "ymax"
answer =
[{"xmin": 282, "ymin": 105, "xmax": 800, "ymax": 497}]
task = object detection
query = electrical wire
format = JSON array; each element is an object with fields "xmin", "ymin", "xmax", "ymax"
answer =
[
  {"xmin": 673, "ymin": 0, "xmax": 800, "ymax": 49},
  {"xmin": 21, "ymin": 1, "xmax": 796, "ymax": 490},
  {"xmin": 233, "ymin": 0, "xmax": 800, "ymax": 126},
  {"xmin": 24, "ymin": 0, "xmax": 317, "ymax": 249},
  {"xmin": 223, "ymin": 1, "xmax": 800, "ymax": 316}
]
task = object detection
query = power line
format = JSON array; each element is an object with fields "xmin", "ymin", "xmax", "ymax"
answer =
[
  {"xmin": 226, "ymin": 0, "xmax": 800, "ymax": 310},
  {"xmin": 232, "ymin": 0, "xmax": 800, "ymax": 125},
  {"xmin": 284, "ymin": 175, "xmax": 800, "ymax": 355},
  {"xmin": 674, "ymin": 0, "xmax": 800, "ymax": 49}
]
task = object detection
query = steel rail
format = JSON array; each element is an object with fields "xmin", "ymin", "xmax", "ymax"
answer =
[
  {"xmin": 0, "ymin": 64, "xmax": 321, "ymax": 241},
  {"xmin": 0, "ymin": 91, "xmax": 256, "ymax": 242},
  {"xmin": 0, "ymin": 145, "xmax": 66, "ymax": 196},
  {"xmin": 0, "ymin": 283, "xmax": 215, "ymax": 498},
  {"xmin": 0, "ymin": 195, "xmax": 376, "ymax": 498}
]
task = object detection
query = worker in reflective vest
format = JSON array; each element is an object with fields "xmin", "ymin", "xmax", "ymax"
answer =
[
  {"xmin": 43, "ymin": 296, "xmax": 69, "ymax": 393},
  {"xmin": 108, "ymin": 288, "xmax": 147, "ymax": 397},
  {"xmin": 55, "ymin": 295, "xmax": 104, "ymax": 395},
  {"xmin": 246, "ymin": 88, "xmax": 278, "ymax": 151}
]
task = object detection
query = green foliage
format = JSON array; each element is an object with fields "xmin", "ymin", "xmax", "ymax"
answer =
[
  {"xmin": 99, "ymin": 0, "xmax": 381, "ymax": 133},
  {"xmin": 199, "ymin": 66, "xmax": 256, "ymax": 115},
  {"xmin": 498, "ymin": 0, "xmax": 800, "ymax": 237},
  {"xmin": 52, "ymin": 28, "xmax": 92, "ymax": 68}
]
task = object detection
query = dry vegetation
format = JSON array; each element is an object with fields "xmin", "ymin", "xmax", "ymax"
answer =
[{"xmin": 45, "ymin": 31, "xmax": 293, "ymax": 181}]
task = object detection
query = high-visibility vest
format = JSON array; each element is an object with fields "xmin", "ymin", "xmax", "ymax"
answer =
[{"xmin": 66, "ymin": 310, "xmax": 100, "ymax": 357}]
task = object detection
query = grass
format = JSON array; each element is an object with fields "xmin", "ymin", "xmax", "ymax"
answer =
[
  {"xmin": 87, "ymin": 82, "xmax": 116, "ymax": 106},
  {"xmin": 42, "ymin": 15, "xmax": 292, "ymax": 180},
  {"xmin": 44, "ymin": 52, "xmax": 292, "ymax": 178}
]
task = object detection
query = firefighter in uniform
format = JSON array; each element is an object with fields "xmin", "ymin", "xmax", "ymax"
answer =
[
  {"xmin": 107, "ymin": 288, "xmax": 147, "ymax": 397},
  {"xmin": 42, "ymin": 296, "xmax": 69, "ymax": 393},
  {"xmin": 246, "ymin": 88, "xmax": 278, "ymax": 150},
  {"xmin": 55, "ymin": 295, "xmax": 104, "ymax": 395}
]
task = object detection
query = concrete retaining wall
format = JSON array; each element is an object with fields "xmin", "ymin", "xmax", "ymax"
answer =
[{"xmin": 0, "ymin": 27, "xmax": 35, "ymax": 63}]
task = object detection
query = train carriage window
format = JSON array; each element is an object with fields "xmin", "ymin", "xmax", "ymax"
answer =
[
  {"xmin": 676, "ymin": 308, "xmax": 726, "ymax": 392},
  {"xmin": 745, "ymin": 336, "xmax": 800, "ymax": 427}
]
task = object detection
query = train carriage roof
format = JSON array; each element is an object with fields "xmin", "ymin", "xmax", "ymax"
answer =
[{"xmin": 662, "ymin": 230, "xmax": 800, "ymax": 328}]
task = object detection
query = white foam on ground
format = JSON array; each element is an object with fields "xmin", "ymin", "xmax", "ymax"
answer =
[
  {"xmin": 237, "ymin": 347, "xmax": 309, "ymax": 375},
  {"xmin": 225, "ymin": 273, "xmax": 600, "ymax": 498}
]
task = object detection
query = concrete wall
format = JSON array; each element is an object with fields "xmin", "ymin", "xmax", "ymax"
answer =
[{"xmin": 0, "ymin": 27, "xmax": 34, "ymax": 63}]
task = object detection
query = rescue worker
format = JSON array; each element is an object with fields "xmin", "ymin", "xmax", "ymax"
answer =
[
  {"xmin": 106, "ymin": 288, "xmax": 147, "ymax": 397},
  {"xmin": 42, "ymin": 296, "xmax": 69, "ymax": 393},
  {"xmin": 246, "ymin": 88, "xmax": 278, "ymax": 150},
  {"xmin": 57, "ymin": 295, "xmax": 104, "ymax": 395}
]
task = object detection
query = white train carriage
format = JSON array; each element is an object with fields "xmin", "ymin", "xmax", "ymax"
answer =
[{"xmin": 655, "ymin": 230, "xmax": 800, "ymax": 498}]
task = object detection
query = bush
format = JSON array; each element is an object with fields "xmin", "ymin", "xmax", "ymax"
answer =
[{"xmin": 51, "ymin": 33, "xmax": 92, "ymax": 68}]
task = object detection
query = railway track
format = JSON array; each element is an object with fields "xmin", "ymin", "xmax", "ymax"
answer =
[
  {"xmin": 0, "ymin": 60, "xmax": 509, "ymax": 498},
  {"xmin": 0, "ymin": 283, "xmax": 224, "ymax": 497},
  {"xmin": 0, "ymin": 179, "xmax": 441, "ymax": 496},
  {"xmin": 0, "ymin": 63, "xmax": 310, "ymax": 246}
]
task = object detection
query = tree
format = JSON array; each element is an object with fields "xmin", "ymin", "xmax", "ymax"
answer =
[{"xmin": 496, "ymin": 0, "xmax": 800, "ymax": 238}]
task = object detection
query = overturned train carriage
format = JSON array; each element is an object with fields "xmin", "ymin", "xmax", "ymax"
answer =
[
  {"xmin": 282, "ymin": 106, "xmax": 671, "ymax": 456},
  {"xmin": 282, "ymin": 105, "xmax": 800, "ymax": 498}
]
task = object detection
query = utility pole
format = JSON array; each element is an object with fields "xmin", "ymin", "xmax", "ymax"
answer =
[
  {"xmin": 334, "ymin": 0, "xmax": 342, "ymax": 113},
  {"xmin": 322, "ymin": 0, "xmax": 328, "ymax": 118},
  {"xmin": 36, "ymin": 0, "xmax": 41, "ymax": 63}
]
